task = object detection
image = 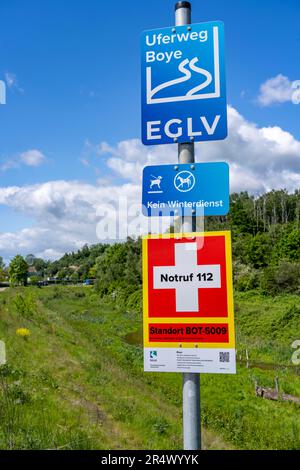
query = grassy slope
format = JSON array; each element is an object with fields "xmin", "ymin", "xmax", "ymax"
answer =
[
  {"xmin": 201, "ymin": 292, "xmax": 300, "ymax": 449},
  {"xmin": 0, "ymin": 286, "xmax": 299, "ymax": 450},
  {"xmin": 0, "ymin": 286, "xmax": 229, "ymax": 450}
]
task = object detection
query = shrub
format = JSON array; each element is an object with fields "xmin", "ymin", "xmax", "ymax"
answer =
[
  {"xmin": 260, "ymin": 261, "xmax": 300, "ymax": 295},
  {"xmin": 245, "ymin": 233, "xmax": 273, "ymax": 268},
  {"xmin": 0, "ymin": 363, "xmax": 26, "ymax": 379},
  {"xmin": 126, "ymin": 288, "xmax": 142, "ymax": 313},
  {"xmin": 73, "ymin": 290, "xmax": 85, "ymax": 298},
  {"xmin": 46, "ymin": 286, "xmax": 63, "ymax": 300},
  {"xmin": 152, "ymin": 417, "xmax": 169, "ymax": 435},
  {"xmin": 28, "ymin": 276, "xmax": 42, "ymax": 285},
  {"xmin": 280, "ymin": 229, "xmax": 300, "ymax": 261},
  {"xmin": 13, "ymin": 294, "xmax": 36, "ymax": 319},
  {"xmin": 7, "ymin": 382, "xmax": 31, "ymax": 404},
  {"xmin": 233, "ymin": 262, "xmax": 260, "ymax": 292}
]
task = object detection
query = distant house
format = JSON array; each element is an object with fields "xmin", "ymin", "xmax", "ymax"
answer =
[
  {"xmin": 27, "ymin": 266, "xmax": 43, "ymax": 278},
  {"xmin": 69, "ymin": 265, "xmax": 79, "ymax": 272},
  {"xmin": 28, "ymin": 266, "xmax": 37, "ymax": 275}
]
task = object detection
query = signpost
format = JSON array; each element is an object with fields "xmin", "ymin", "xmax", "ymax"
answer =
[
  {"xmin": 142, "ymin": 162, "xmax": 229, "ymax": 216},
  {"xmin": 141, "ymin": 19, "xmax": 227, "ymax": 145},
  {"xmin": 140, "ymin": 1, "xmax": 233, "ymax": 451},
  {"xmin": 143, "ymin": 232, "xmax": 236, "ymax": 374}
]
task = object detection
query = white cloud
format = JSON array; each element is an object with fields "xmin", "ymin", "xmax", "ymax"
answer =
[
  {"xmin": 4, "ymin": 72, "xmax": 17, "ymax": 88},
  {"xmin": 20, "ymin": 150, "xmax": 46, "ymax": 167},
  {"xmin": 100, "ymin": 139, "xmax": 177, "ymax": 182},
  {"xmin": 80, "ymin": 158, "xmax": 90, "ymax": 167},
  {"xmin": 0, "ymin": 180, "xmax": 141, "ymax": 261},
  {"xmin": 0, "ymin": 160, "xmax": 19, "ymax": 172},
  {"xmin": 1, "ymin": 105, "xmax": 300, "ymax": 261},
  {"xmin": 257, "ymin": 74, "xmax": 294, "ymax": 106},
  {"xmin": 1, "ymin": 149, "xmax": 46, "ymax": 172},
  {"xmin": 99, "ymin": 106, "xmax": 300, "ymax": 192},
  {"xmin": 4, "ymin": 72, "xmax": 24, "ymax": 93}
]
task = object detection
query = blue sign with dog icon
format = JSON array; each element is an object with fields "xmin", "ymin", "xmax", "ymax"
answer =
[
  {"xmin": 141, "ymin": 21, "xmax": 227, "ymax": 145},
  {"xmin": 142, "ymin": 162, "xmax": 229, "ymax": 217}
]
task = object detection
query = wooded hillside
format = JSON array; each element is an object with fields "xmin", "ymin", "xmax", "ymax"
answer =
[{"xmin": 4, "ymin": 190, "xmax": 300, "ymax": 302}]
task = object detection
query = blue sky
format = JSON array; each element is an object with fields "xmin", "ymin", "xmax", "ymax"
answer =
[{"xmin": 1, "ymin": 0, "xmax": 300, "ymax": 260}]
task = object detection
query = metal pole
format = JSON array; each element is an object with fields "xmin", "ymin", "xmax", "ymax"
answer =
[{"xmin": 175, "ymin": 1, "xmax": 201, "ymax": 451}]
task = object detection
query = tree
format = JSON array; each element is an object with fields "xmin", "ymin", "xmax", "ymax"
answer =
[
  {"xmin": 124, "ymin": 238, "xmax": 142, "ymax": 286},
  {"xmin": 56, "ymin": 269, "xmax": 67, "ymax": 280},
  {"xmin": 33, "ymin": 257, "xmax": 49, "ymax": 274},
  {"xmin": 94, "ymin": 238, "xmax": 142, "ymax": 295},
  {"xmin": 88, "ymin": 265, "xmax": 97, "ymax": 279},
  {"xmin": 8, "ymin": 255, "xmax": 28, "ymax": 286},
  {"xmin": 229, "ymin": 193, "xmax": 255, "ymax": 234},
  {"xmin": 70, "ymin": 271, "xmax": 79, "ymax": 283},
  {"xmin": 0, "ymin": 256, "xmax": 6, "ymax": 282},
  {"xmin": 280, "ymin": 229, "xmax": 300, "ymax": 261},
  {"xmin": 245, "ymin": 233, "xmax": 272, "ymax": 269},
  {"xmin": 29, "ymin": 275, "xmax": 42, "ymax": 285},
  {"xmin": 260, "ymin": 261, "xmax": 300, "ymax": 295}
]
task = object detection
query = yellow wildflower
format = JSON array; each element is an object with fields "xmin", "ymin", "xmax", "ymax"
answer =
[{"xmin": 16, "ymin": 328, "xmax": 31, "ymax": 338}]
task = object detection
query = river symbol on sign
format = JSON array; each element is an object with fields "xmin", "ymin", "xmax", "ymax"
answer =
[{"xmin": 146, "ymin": 26, "xmax": 221, "ymax": 105}]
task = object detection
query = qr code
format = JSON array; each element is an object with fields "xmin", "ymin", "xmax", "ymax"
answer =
[{"xmin": 219, "ymin": 352, "xmax": 230, "ymax": 363}]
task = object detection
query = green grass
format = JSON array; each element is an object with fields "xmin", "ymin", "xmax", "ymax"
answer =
[
  {"xmin": 235, "ymin": 291, "xmax": 300, "ymax": 365},
  {"xmin": 0, "ymin": 286, "xmax": 299, "ymax": 450}
]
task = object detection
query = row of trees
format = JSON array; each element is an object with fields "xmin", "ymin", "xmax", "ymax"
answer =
[
  {"xmin": 91, "ymin": 191, "xmax": 300, "ymax": 298},
  {"xmin": 231, "ymin": 190, "xmax": 300, "ymax": 231},
  {"xmin": 0, "ymin": 245, "xmax": 106, "ymax": 286},
  {"xmin": 1, "ymin": 190, "xmax": 300, "ymax": 292}
]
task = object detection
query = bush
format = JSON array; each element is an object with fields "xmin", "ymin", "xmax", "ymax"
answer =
[
  {"xmin": 73, "ymin": 290, "xmax": 85, "ymax": 298},
  {"xmin": 245, "ymin": 233, "xmax": 273, "ymax": 268},
  {"xmin": 46, "ymin": 286, "xmax": 63, "ymax": 300},
  {"xmin": 280, "ymin": 229, "xmax": 300, "ymax": 261},
  {"xmin": 126, "ymin": 288, "xmax": 142, "ymax": 313},
  {"xmin": 233, "ymin": 262, "xmax": 260, "ymax": 292},
  {"xmin": 95, "ymin": 238, "xmax": 141, "ymax": 296},
  {"xmin": 260, "ymin": 261, "xmax": 300, "ymax": 295},
  {"xmin": 13, "ymin": 294, "xmax": 36, "ymax": 319},
  {"xmin": 28, "ymin": 276, "xmax": 42, "ymax": 285}
]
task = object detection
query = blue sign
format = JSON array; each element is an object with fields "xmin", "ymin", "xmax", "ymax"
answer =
[
  {"xmin": 141, "ymin": 21, "xmax": 227, "ymax": 146},
  {"xmin": 142, "ymin": 162, "xmax": 229, "ymax": 217}
]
